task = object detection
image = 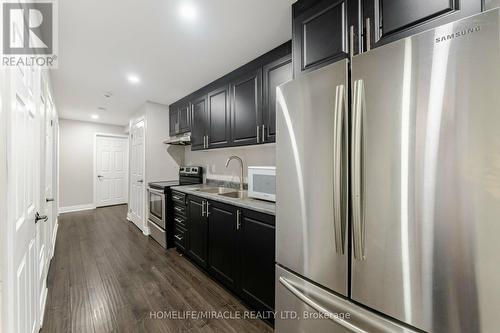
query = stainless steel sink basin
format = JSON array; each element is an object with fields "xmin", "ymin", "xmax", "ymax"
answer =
[
  {"xmin": 195, "ymin": 187, "xmax": 235, "ymax": 194},
  {"xmin": 218, "ymin": 191, "xmax": 248, "ymax": 199}
]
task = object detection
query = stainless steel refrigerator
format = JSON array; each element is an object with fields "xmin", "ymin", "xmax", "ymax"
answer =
[{"xmin": 275, "ymin": 8, "xmax": 500, "ymax": 333}]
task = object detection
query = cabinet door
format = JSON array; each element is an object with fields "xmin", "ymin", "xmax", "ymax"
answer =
[
  {"xmin": 240, "ymin": 210, "xmax": 276, "ymax": 314},
  {"xmin": 207, "ymin": 201, "xmax": 239, "ymax": 292},
  {"xmin": 263, "ymin": 55, "xmax": 292, "ymax": 143},
  {"xmin": 191, "ymin": 95, "xmax": 207, "ymax": 151},
  {"xmin": 207, "ymin": 85, "xmax": 230, "ymax": 148},
  {"xmin": 230, "ymin": 69, "xmax": 262, "ymax": 146},
  {"xmin": 363, "ymin": 0, "xmax": 481, "ymax": 49},
  {"xmin": 187, "ymin": 196, "xmax": 208, "ymax": 268},
  {"xmin": 293, "ymin": 0, "xmax": 359, "ymax": 75},
  {"xmin": 169, "ymin": 108, "xmax": 179, "ymax": 136},
  {"xmin": 178, "ymin": 102, "xmax": 191, "ymax": 133}
]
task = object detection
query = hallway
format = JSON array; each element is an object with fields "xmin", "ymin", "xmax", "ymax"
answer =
[{"xmin": 40, "ymin": 205, "xmax": 273, "ymax": 333}]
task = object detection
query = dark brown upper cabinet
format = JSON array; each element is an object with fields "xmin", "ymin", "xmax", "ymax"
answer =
[
  {"xmin": 190, "ymin": 95, "xmax": 207, "ymax": 151},
  {"xmin": 169, "ymin": 108, "xmax": 178, "ymax": 136},
  {"xmin": 230, "ymin": 69, "xmax": 262, "ymax": 146},
  {"xmin": 207, "ymin": 85, "xmax": 231, "ymax": 149},
  {"xmin": 178, "ymin": 103, "xmax": 190, "ymax": 133},
  {"xmin": 168, "ymin": 41, "xmax": 291, "ymax": 150},
  {"xmin": 169, "ymin": 100, "xmax": 190, "ymax": 136},
  {"xmin": 263, "ymin": 54, "xmax": 292, "ymax": 143},
  {"xmin": 293, "ymin": 0, "xmax": 360, "ymax": 75},
  {"xmin": 362, "ymin": 0, "xmax": 481, "ymax": 50}
]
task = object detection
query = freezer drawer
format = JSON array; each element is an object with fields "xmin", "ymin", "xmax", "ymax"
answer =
[
  {"xmin": 148, "ymin": 220, "xmax": 166, "ymax": 248},
  {"xmin": 276, "ymin": 59, "xmax": 349, "ymax": 296},
  {"xmin": 350, "ymin": 8, "xmax": 500, "ymax": 333},
  {"xmin": 275, "ymin": 265, "xmax": 416, "ymax": 333}
]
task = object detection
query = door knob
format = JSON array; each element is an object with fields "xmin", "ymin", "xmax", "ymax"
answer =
[
  {"xmin": 35, "ymin": 212, "xmax": 48, "ymax": 224},
  {"xmin": 46, "ymin": 198, "xmax": 54, "ymax": 202}
]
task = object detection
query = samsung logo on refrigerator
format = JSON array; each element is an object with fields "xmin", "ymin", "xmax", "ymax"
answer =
[{"xmin": 435, "ymin": 26, "xmax": 481, "ymax": 43}]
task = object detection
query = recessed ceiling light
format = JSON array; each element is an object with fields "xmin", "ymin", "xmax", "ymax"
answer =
[
  {"xmin": 179, "ymin": 2, "xmax": 198, "ymax": 21},
  {"xmin": 127, "ymin": 74, "xmax": 140, "ymax": 84},
  {"xmin": 91, "ymin": 114, "xmax": 99, "ymax": 120}
]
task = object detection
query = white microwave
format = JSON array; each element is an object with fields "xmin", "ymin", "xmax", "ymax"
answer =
[{"xmin": 248, "ymin": 166, "xmax": 276, "ymax": 202}]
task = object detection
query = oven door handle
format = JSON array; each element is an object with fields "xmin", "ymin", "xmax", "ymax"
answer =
[{"xmin": 148, "ymin": 188, "xmax": 165, "ymax": 196}]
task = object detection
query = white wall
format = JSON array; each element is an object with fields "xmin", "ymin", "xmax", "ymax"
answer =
[
  {"xmin": 145, "ymin": 102, "xmax": 184, "ymax": 183},
  {"xmin": 184, "ymin": 143, "xmax": 275, "ymax": 184},
  {"xmin": 58, "ymin": 119, "xmax": 126, "ymax": 209}
]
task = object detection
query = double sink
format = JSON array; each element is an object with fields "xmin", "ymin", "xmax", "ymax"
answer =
[{"xmin": 195, "ymin": 186, "xmax": 247, "ymax": 199}]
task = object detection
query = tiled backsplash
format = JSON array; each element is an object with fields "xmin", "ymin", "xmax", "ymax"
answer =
[{"xmin": 184, "ymin": 143, "xmax": 275, "ymax": 184}]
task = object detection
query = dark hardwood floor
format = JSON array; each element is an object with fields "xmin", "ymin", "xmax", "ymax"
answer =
[{"xmin": 41, "ymin": 205, "xmax": 273, "ymax": 333}]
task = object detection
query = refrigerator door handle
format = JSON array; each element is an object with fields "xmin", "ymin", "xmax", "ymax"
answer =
[
  {"xmin": 352, "ymin": 79, "xmax": 366, "ymax": 261},
  {"xmin": 333, "ymin": 84, "xmax": 346, "ymax": 255},
  {"xmin": 279, "ymin": 277, "xmax": 363, "ymax": 333}
]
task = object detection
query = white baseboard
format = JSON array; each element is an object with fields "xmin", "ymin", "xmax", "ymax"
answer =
[{"xmin": 58, "ymin": 204, "xmax": 95, "ymax": 214}]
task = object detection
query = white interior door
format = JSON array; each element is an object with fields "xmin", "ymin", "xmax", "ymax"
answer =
[
  {"xmin": 7, "ymin": 65, "xmax": 41, "ymax": 333},
  {"xmin": 95, "ymin": 135, "xmax": 129, "ymax": 207},
  {"xmin": 128, "ymin": 120, "xmax": 145, "ymax": 230},
  {"xmin": 37, "ymin": 82, "xmax": 54, "ymax": 324}
]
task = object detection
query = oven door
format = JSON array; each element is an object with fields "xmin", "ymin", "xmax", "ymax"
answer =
[{"xmin": 148, "ymin": 188, "xmax": 165, "ymax": 228}]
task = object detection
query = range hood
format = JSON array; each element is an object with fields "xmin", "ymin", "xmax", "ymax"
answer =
[{"xmin": 163, "ymin": 134, "xmax": 191, "ymax": 145}]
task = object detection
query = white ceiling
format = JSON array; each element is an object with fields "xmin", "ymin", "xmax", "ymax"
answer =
[{"xmin": 51, "ymin": 0, "xmax": 295, "ymax": 126}]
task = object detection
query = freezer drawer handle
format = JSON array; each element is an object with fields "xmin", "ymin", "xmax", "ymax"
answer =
[
  {"xmin": 279, "ymin": 277, "xmax": 363, "ymax": 333},
  {"xmin": 333, "ymin": 84, "xmax": 346, "ymax": 255},
  {"xmin": 352, "ymin": 80, "xmax": 366, "ymax": 261}
]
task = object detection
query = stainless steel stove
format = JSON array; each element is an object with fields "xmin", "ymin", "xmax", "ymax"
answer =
[{"xmin": 147, "ymin": 166, "xmax": 202, "ymax": 248}]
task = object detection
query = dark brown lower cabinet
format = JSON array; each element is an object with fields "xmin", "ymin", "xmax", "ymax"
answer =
[
  {"xmin": 183, "ymin": 194, "xmax": 276, "ymax": 322},
  {"xmin": 207, "ymin": 201, "xmax": 240, "ymax": 293},
  {"xmin": 187, "ymin": 195, "xmax": 208, "ymax": 268},
  {"xmin": 239, "ymin": 208, "xmax": 276, "ymax": 315}
]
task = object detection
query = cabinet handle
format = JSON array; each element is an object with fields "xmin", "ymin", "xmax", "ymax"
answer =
[
  {"xmin": 236, "ymin": 210, "xmax": 241, "ymax": 230},
  {"xmin": 174, "ymin": 206, "xmax": 183, "ymax": 212},
  {"xmin": 206, "ymin": 135, "xmax": 209, "ymax": 148},
  {"xmin": 349, "ymin": 25, "xmax": 354, "ymax": 59},
  {"xmin": 333, "ymin": 84, "xmax": 346, "ymax": 255},
  {"xmin": 172, "ymin": 195, "xmax": 182, "ymax": 201},
  {"xmin": 201, "ymin": 200, "xmax": 206, "ymax": 217},
  {"xmin": 365, "ymin": 17, "xmax": 371, "ymax": 52},
  {"xmin": 262, "ymin": 124, "xmax": 265, "ymax": 142},
  {"xmin": 256, "ymin": 126, "xmax": 260, "ymax": 143},
  {"xmin": 174, "ymin": 217, "xmax": 183, "ymax": 224},
  {"xmin": 175, "ymin": 235, "xmax": 183, "ymax": 241},
  {"xmin": 279, "ymin": 277, "xmax": 359, "ymax": 332},
  {"xmin": 352, "ymin": 80, "xmax": 365, "ymax": 261},
  {"xmin": 206, "ymin": 201, "xmax": 210, "ymax": 217}
]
